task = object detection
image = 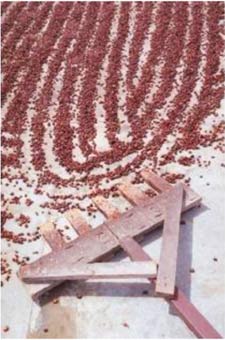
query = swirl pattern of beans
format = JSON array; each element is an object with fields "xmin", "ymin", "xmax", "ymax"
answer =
[{"xmin": 1, "ymin": 2, "xmax": 224, "ymax": 285}]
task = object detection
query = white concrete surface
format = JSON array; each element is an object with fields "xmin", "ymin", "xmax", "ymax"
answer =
[
  {"xmin": 1, "ymin": 3, "xmax": 225, "ymax": 338},
  {"xmin": 1, "ymin": 147, "xmax": 225, "ymax": 338}
]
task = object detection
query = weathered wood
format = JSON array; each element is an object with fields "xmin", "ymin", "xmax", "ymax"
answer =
[
  {"xmin": 120, "ymin": 176, "xmax": 200, "ymax": 210},
  {"xmin": 105, "ymin": 184, "xmax": 200, "ymax": 240},
  {"xmin": 21, "ymin": 174, "xmax": 219, "ymax": 339},
  {"xmin": 19, "ymin": 225, "xmax": 119, "ymax": 286},
  {"xmin": 171, "ymin": 288, "xmax": 222, "ymax": 339},
  {"xmin": 91, "ymin": 196, "xmax": 158, "ymax": 267},
  {"xmin": 92, "ymin": 196, "xmax": 120, "ymax": 219},
  {"xmin": 118, "ymin": 180, "xmax": 149, "ymax": 205},
  {"xmin": 104, "ymin": 182, "xmax": 220, "ymax": 338},
  {"xmin": 65, "ymin": 208, "xmax": 91, "ymax": 235},
  {"xmin": 141, "ymin": 169, "xmax": 172, "ymax": 192},
  {"xmin": 26, "ymin": 221, "xmax": 65, "ymax": 298},
  {"xmin": 119, "ymin": 236, "xmax": 154, "ymax": 262},
  {"xmin": 19, "ymin": 186, "xmax": 200, "ymax": 296},
  {"xmin": 40, "ymin": 221, "xmax": 65, "ymax": 251},
  {"xmin": 141, "ymin": 169, "xmax": 198, "ymax": 211},
  {"xmin": 24, "ymin": 226, "xmax": 119, "ymax": 300},
  {"xmin": 156, "ymin": 184, "xmax": 183, "ymax": 297},
  {"xmin": 119, "ymin": 237, "xmax": 222, "ymax": 339},
  {"xmin": 21, "ymin": 261, "xmax": 157, "ymax": 283},
  {"xmin": 30, "ymin": 212, "xmax": 90, "ymax": 298}
]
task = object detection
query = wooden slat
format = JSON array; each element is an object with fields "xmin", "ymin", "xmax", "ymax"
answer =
[
  {"xmin": 65, "ymin": 208, "xmax": 91, "ymax": 235},
  {"xmin": 118, "ymin": 180, "xmax": 149, "ymax": 205},
  {"xmin": 119, "ymin": 176, "xmax": 200, "ymax": 210},
  {"xmin": 20, "ymin": 183, "xmax": 200, "ymax": 299},
  {"xmin": 93, "ymin": 188, "xmax": 221, "ymax": 338},
  {"xmin": 156, "ymin": 184, "xmax": 183, "ymax": 297},
  {"xmin": 119, "ymin": 236, "xmax": 153, "ymax": 261},
  {"xmin": 172, "ymin": 288, "xmax": 223, "ymax": 339},
  {"xmin": 26, "ymin": 221, "xmax": 65, "ymax": 298},
  {"xmin": 24, "ymin": 181, "xmax": 218, "ymax": 340},
  {"xmin": 21, "ymin": 261, "xmax": 157, "ymax": 283},
  {"xmin": 141, "ymin": 169, "xmax": 172, "ymax": 192},
  {"xmin": 40, "ymin": 221, "xmax": 65, "ymax": 251},
  {"xmin": 19, "ymin": 225, "xmax": 119, "ymax": 298},
  {"xmin": 91, "ymin": 196, "xmax": 158, "ymax": 267},
  {"xmin": 28, "ymin": 211, "xmax": 90, "ymax": 298},
  {"xmin": 92, "ymin": 196, "xmax": 120, "ymax": 219},
  {"xmin": 141, "ymin": 169, "xmax": 199, "ymax": 210},
  {"xmin": 118, "ymin": 237, "xmax": 222, "ymax": 339}
]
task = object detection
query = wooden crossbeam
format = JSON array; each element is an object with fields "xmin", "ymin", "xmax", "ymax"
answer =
[
  {"xmin": 19, "ymin": 183, "xmax": 200, "ymax": 298},
  {"xmin": 92, "ymin": 191, "xmax": 221, "ymax": 339},
  {"xmin": 156, "ymin": 184, "xmax": 183, "ymax": 297},
  {"xmin": 26, "ymin": 221, "xmax": 65, "ymax": 298},
  {"xmin": 21, "ymin": 261, "xmax": 157, "ymax": 283},
  {"xmin": 23, "ymin": 225, "xmax": 119, "ymax": 299},
  {"xmin": 19, "ymin": 170, "xmax": 221, "ymax": 338},
  {"xmin": 27, "ymin": 212, "xmax": 91, "ymax": 299},
  {"xmin": 65, "ymin": 208, "xmax": 91, "ymax": 235},
  {"xmin": 19, "ymin": 187, "xmax": 200, "ymax": 284},
  {"xmin": 141, "ymin": 169, "xmax": 199, "ymax": 211},
  {"xmin": 119, "ymin": 237, "xmax": 222, "ymax": 339},
  {"xmin": 105, "ymin": 183, "xmax": 199, "ymax": 241}
]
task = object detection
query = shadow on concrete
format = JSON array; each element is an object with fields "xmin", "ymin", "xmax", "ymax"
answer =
[
  {"xmin": 168, "ymin": 202, "xmax": 208, "ymax": 316},
  {"xmin": 38, "ymin": 281, "xmax": 159, "ymax": 306}
]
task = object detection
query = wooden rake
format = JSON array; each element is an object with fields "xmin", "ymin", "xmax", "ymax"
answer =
[{"xmin": 18, "ymin": 169, "xmax": 221, "ymax": 338}]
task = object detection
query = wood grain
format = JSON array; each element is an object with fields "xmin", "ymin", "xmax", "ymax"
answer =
[
  {"xmin": 19, "ymin": 185, "xmax": 200, "ymax": 298},
  {"xmin": 92, "ymin": 196, "xmax": 120, "ymax": 220},
  {"xmin": 23, "ymin": 226, "xmax": 120, "ymax": 299},
  {"xmin": 156, "ymin": 184, "xmax": 183, "ymax": 297},
  {"xmin": 118, "ymin": 180, "xmax": 149, "ymax": 205},
  {"xmin": 26, "ymin": 221, "xmax": 65, "ymax": 298},
  {"xmin": 141, "ymin": 169, "xmax": 172, "ymax": 192},
  {"xmin": 65, "ymin": 208, "xmax": 91, "ymax": 235},
  {"xmin": 103, "ymin": 181, "xmax": 220, "ymax": 338},
  {"xmin": 40, "ymin": 221, "xmax": 65, "ymax": 250},
  {"xmin": 119, "ymin": 237, "xmax": 222, "ymax": 339},
  {"xmin": 22, "ymin": 261, "xmax": 157, "ymax": 283}
]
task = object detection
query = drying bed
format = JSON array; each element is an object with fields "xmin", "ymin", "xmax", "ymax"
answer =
[{"xmin": 1, "ymin": 2, "xmax": 225, "ymax": 338}]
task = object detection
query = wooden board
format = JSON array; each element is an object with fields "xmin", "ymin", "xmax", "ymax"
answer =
[
  {"xmin": 119, "ymin": 236, "xmax": 222, "ymax": 339},
  {"xmin": 21, "ymin": 261, "xmax": 157, "ymax": 283},
  {"xmin": 19, "ymin": 184, "xmax": 200, "ymax": 298},
  {"xmin": 118, "ymin": 180, "xmax": 149, "ymax": 205},
  {"xmin": 65, "ymin": 208, "xmax": 91, "ymax": 235},
  {"xmin": 19, "ymin": 187, "xmax": 200, "ymax": 282},
  {"xmin": 25, "ymin": 224, "xmax": 118, "ymax": 299},
  {"xmin": 97, "ymin": 182, "xmax": 220, "ymax": 338},
  {"xmin": 40, "ymin": 221, "xmax": 65, "ymax": 251},
  {"xmin": 156, "ymin": 184, "xmax": 183, "ymax": 297},
  {"xmin": 26, "ymin": 221, "xmax": 66, "ymax": 298},
  {"xmin": 92, "ymin": 196, "xmax": 120, "ymax": 220},
  {"xmin": 141, "ymin": 169, "xmax": 198, "ymax": 206},
  {"xmin": 27, "ymin": 211, "xmax": 91, "ymax": 298},
  {"xmin": 105, "ymin": 183, "xmax": 200, "ymax": 240},
  {"xmin": 141, "ymin": 169, "xmax": 172, "ymax": 192}
]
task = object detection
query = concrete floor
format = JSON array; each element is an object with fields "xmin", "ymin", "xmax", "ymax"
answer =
[
  {"xmin": 2, "ymin": 142, "xmax": 225, "ymax": 338},
  {"xmin": 1, "ymin": 3, "xmax": 225, "ymax": 337}
]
